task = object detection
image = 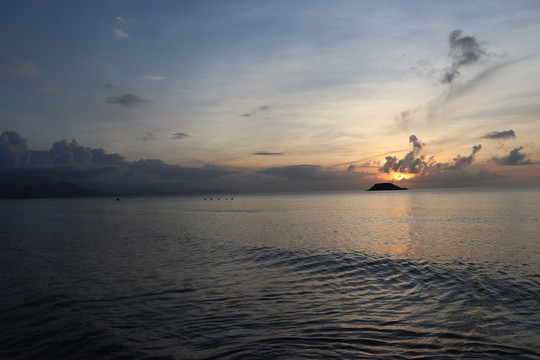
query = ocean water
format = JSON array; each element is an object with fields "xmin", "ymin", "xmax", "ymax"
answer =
[{"xmin": 1, "ymin": 188, "xmax": 539, "ymax": 359}]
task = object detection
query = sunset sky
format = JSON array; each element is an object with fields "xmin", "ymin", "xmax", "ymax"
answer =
[{"xmin": 1, "ymin": 0, "xmax": 539, "ymax": 193}]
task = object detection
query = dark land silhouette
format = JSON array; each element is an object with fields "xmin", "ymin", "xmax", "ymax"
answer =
[{"xmin": 367, "ymin": 183, "xmax": 408, "ymax": 191}]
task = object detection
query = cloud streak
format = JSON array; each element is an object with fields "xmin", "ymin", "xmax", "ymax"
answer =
[
  {"xmin": 172, "ymin": 132, "xmax": 190, "ymax": 140},
  {"xmin": 107, "ymin": 94, "xmax": 149, "ymax": 107},
  {"xmin": 254, "ymin": 151, "xmax": 284, "ymax": 156},
  {"xmin": 0, "ymin": 51, "xmax": 39, "ymax": 78},
  {"xmin": 142, "ymin": 75, "xmax": 164, "ymax": 80},
  {"xmin": 481, "ymin": 130, "xmax": 516, "ymax": 140}
]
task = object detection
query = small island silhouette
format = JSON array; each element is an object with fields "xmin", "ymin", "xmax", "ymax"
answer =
[{"xmin": 366, "ymin": 183, "xmax": 408, "ymax": 191}]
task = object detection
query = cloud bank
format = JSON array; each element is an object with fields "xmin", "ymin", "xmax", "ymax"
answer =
[{"xmin": 1, "ymin": 130, "xmax": 535, "ymax": 195}]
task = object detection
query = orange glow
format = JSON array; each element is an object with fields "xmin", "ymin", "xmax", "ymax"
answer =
[{"xmin": 386, "ymin": 172, "xmax": 415, "ymax": 181}]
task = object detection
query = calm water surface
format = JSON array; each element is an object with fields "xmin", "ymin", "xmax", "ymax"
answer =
[{"xmin": 1, "ymin": 188, "xmax": 539, "ymax": 359}]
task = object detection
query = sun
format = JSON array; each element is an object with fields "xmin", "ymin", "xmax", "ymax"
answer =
[{"xmin": 389, "ymin": 172, "xmax": 415, "ymax": 181}]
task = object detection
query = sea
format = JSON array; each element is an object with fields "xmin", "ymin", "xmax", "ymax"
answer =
[{"xmin": 1, "ymin": 187, "xmax": 539, "ymax": 359}]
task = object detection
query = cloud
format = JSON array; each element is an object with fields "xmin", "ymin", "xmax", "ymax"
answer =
[
  {"xmin": 0, "ymin": 51, "xmax": 39, "ymax": 78},
  {"xmin": 106, "ymin": 93, "xmax": 149, "ymax": 107},
  {"xmin": 142, "ymin": 75, "xmax": 164, "ymax": 80},
  {"xmin": 104, "ymin": 83, "xmax": 114, "ymax": 88},
  {"xmin": 481, "ymin": 130, "xmax": 516, "ymax": 140},
  {"xmin": 379, "ymin": 135, "xmax": 484, "ymax": 181},
  {"xmin": 254, "ymin": 151, "xmax": 284, "ymax": 156},
  {"xmin": 395, "ymin": 108, "xmax": 419, "ymax": 127},
  {"xmin": 172, "ymin": 132, "xmax": 190, "ymax": 140},
  {"xmin": 48, "ymin": 139, "xmax": 125, "ymax": 166},
  {"xmin": 0, "ymin": 131, "xmax": 241, "ymax": 194},
  {"xmin": 241, "ymin": 105, "xmax": 271, "ymax": 118},
  {"xmin": 379, "ymin": 135, "xmax": 425, "ymax": 174},
  {"xmin": 112, "ymin": 16, "xmax": 133, "ymax": 39},
  {"xmin": 380, "ymin": 137, "xmax": 497, "ymax": 188},
  {"xmin": 115, "ymin": 16, "xmax": 132, "ymax": 25},
  {"xmin": 448, "ymin": 144, "xmax": 482, "ymax": 170},
  {"xmin": 0, "ymin": 131, "xmax": 31, "ymax": 167},
  {"xmin": 113, "ymin": 28, "xmax": 129, "ymax": 39},
  {"xmin": 441, "ymin": 29, "xmax": 488, "ymax": 84},
  {"xmin": 491, "ymin": 147, "xmax": 531, "ymax": 166}
]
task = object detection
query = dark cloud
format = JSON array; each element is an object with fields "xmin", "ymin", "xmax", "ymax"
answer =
[
  {"xmin": 48, "ymin": 138, "xmax": 125, "ymax": 166},
  {"xmin": 0, "ymin": 166, "xmax": 120, "ymax": 185},
  {"xmin": 0, "ymin": 131, "xmax": 31, "ymax": 167},
  {"xmin": 0, "ymin": 131, "xmax": 239, "ymax": 194},
  {"xmin": 448, "ymin": 144, "xmax": 482, "ymax": 170},
  {"xmin": 481, "ymin": 130, "xmax": 516, "ymax": 140},
  {"xmin": 491, "ymin": 147, "xmax": 531, "ymax": 165},
  {"xmin": 379, "ymin": 135, "xmax": 483, "ymax": 182},
  {"xmin": 441, "ymin": 29, "xmax": 488, "ymax": 84},
  {"xmin": 409, "ymin": 134, "xmax": 423, "ymax": 152},
  {"xmin": 408, "ymin": 168, "xmax": 503, "ymax": 188},
  {"xmin": 379, "ymin": 135, "xmax": 425, "ymax": 174},
  {"xmin": 143, "ymin": 132, "xmax": 156, "ymax": 141},
  {"xmin": 106, "ymin": 93, "xmax": 148, "ymax": 107},
  {"xmin": 241, "ymin": 105, "xmax": 270, "ymax": 118},
  {"xmin": 172, "ymin": 132, "xmax": 190, "ymax": 140},
  {"xmin": 254, "ymin": 151, "xmax": 284, "ymax": 156}
]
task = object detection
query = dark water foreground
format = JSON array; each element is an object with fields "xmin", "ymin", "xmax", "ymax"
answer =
[{"xmin": 1, "ymin": 191, "xmax": 539, "ymax": 359}]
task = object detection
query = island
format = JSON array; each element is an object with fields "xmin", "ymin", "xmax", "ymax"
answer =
[{"xmin": 366, "ymin": 183, "xmax": 408, "ymax": 191}]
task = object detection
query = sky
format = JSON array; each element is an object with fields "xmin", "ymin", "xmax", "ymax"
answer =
[{"xmin": 1, "ymin": 0, "xmax": 539, "ymax": 194}]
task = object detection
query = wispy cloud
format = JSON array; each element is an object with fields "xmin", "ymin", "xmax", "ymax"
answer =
[
  {"xmin": 142, "ymin": 75, "xmax": 164, "ymax": 80},
  {"xmin": 113, "ymin": 28, "xmax": 129, "ymax": 39},
  {"xmin": 254, "ymin": 151, "xmax": 284, "ymax": 156},
  {"xmin": 0, "ymin": 51, "xmax": 39, "ymax": 78},
  {"xmin": 106, "ymin": 94, "xmax": 149, "ymax": 107},
  {"xmin": 112, "ymin": 16, "xmax": 133, "ymax": 39}
]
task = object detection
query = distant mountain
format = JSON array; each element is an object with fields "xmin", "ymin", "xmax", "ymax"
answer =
[
  {"xmin": 366, "ymin": 183, "xmax": 408, "ymax": 191},
  {"xmin": 0, "ymin": 182, "xmax": 112, "ymax": 199}
]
